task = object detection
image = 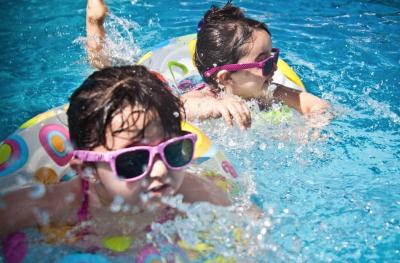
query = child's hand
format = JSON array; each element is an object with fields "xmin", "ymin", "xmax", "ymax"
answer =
[
  {"xmin": 214, "ymin": 95, "xmax": 251, "ymax": 130},
  {"xmin": 86, "ymin": 0, "xmax": 111, "ymax": 68},
  {"xmin": 87, "ymin": 0, "xmax": 108, "ymax": 24},
  {"xmin": 182, "ymin": 93, "xmax": 251, "ymax": 130},
  {"xmin": 305, "ymin": 107, "xmax": 334, "ymax": 128}
]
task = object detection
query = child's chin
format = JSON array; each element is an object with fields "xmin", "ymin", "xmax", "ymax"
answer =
[{"xmin": 141, "ymin": 199, "xmax": 168, "ymax": 212}]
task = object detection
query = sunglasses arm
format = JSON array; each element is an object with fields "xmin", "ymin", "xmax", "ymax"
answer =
[{"xmin": 73, "ymin": 150, "xmax": 110, "ymax": 162}]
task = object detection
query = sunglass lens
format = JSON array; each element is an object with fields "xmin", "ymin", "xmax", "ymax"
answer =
[
  {"xmin": 115, "ymin": 150, "xmax": 150, "ymax": 179},
  {"xmin": 263, "ymin": 60, "xmax": 274, "ymax": 76},
  {"xmin": 164, "ymin": 138, "xmax": 194, "ymax": 168}
]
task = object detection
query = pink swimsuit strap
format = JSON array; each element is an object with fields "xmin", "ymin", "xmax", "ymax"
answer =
[{"xmin": 77, "ymin": 179, "xmax": 90, "ymax": 223}]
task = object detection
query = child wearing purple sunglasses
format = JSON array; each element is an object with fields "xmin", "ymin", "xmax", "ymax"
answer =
[
  {"xmin": 182, "ymin": 1, "xmax": 331, "ymax": 126},
  {"xmin": 0, "ymin": 65, "xmax": 230, "ymax": 245}
]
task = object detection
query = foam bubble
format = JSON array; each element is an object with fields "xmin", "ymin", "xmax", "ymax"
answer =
[
  {"xmin": 110, "ymin": 195, "xmax": 124, "ymax": 213},
  {"xmin": 28, "ymin": 184, "xmax": 46, "ymax": 199}
]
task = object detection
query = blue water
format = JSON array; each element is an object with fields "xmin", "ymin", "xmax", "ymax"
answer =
[{"xmin": 1, "ymin": 0, "xmax": 399, "ymax": 262}]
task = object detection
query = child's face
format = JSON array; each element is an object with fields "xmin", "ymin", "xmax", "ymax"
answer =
[
  {"xmin": 91, "ymin": 105, "xmax": 185, "ymax": 208},
  {"xmin": 227, "ymin": 29, "xmax": 276, "ymax": 99}
]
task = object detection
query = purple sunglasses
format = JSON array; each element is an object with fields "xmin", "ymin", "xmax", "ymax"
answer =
[
  {"xmin": 203, "ymin": 48, "xmax": 280, "ymax": 78},
  {"xmin": 73, "ymin": 133, "xmax": 197, "ymax": 182}
]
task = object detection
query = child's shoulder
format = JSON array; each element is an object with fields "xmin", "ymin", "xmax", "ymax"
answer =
[{"xmin": 179, "ymin": 172, "xmax": 231, "ymax": 206}]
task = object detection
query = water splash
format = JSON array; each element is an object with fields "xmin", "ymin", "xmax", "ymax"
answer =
[
  {"xmin": 146, "ymin": 195, "xmax": 283, "ymax": 262},
  {"xmin": 74, "ymin": 12, "xmax": 142, "ymax": 66},
  {"xmin": 110, "ymin": 195, "xmax": 125, "ymax": 213}
]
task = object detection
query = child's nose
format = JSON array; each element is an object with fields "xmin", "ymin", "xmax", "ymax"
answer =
[{"xmin": 148, "ymin": 155, "xmax": 168, "ymax": 179}]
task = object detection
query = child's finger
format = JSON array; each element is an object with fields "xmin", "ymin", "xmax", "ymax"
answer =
[
  {"xmin": 227, "ymin": 104, "xmax": 247, "ymax": 130},
  {"xmin": 238, "ymin": 102, "xmax": 251, "ymax": 128},
  {"xmin": 235, "ymin": 102, "xmax": 252, "ymax": 129},
  {"xmin": 219, "ymin": 107, "xmax": 233, "ymax": 126}
]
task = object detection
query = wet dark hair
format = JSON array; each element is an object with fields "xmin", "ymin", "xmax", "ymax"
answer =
[
  {"xmin": 67, "ymin": 65, "xmax": 183, "ymax": 150},
  {"xmin": 195, "ymin": 1, "xmax": 271, "ymax": 89}
]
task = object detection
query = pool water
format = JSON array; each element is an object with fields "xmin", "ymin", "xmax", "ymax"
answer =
[{"xmin": 1, "ymin": 0, "xmax": 399, "ymax": 262}]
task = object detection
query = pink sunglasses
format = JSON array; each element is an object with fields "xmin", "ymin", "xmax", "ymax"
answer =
[
  {"xmin": 203, "ymin": 48, "xmax": 280, "ymax": 78},
  {"xmin": 73, "ymin": 133, "xmax": 197, "ymax": 182}
]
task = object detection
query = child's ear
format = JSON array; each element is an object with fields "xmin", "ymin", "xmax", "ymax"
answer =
[
  {"xmin": 216, "ymin": 70, "xmax": 232, "ymax": 87},
  {"xmin": 70, "ymin": 159, "xmax": 99, "ymax": 182},
  {"xmin": 70, "ymin": 158, "xmax": 84, "ymax": 175}
]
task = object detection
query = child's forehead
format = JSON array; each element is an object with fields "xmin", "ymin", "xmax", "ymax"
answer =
[
  {"xmin": 110, "ymin": 105, "xmax": 151, "ymax": 129},
  {"xmin": 106, "ymin": 106, "xmax": 164, "ymax": 149},
  {"xmin": 239, "ymin": 30, "xmax": 272, "ymax": 62}
]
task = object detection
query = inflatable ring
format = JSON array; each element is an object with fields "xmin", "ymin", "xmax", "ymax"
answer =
[
  {"xmin": 139, "ymin": 34, "xmax": 305, "ymax": 91},
  {"xmin": 0, "ymin": 104, "xmax": 239, "ymax": 198}
]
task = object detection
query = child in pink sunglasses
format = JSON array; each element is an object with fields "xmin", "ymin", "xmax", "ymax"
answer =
[
  {"xmin": 182, "ymin": 1, "xmax": 330, "ymax": 125},
  {"xmin": 0, "ymin": 65, "xmax": 230, "ymax": 246}
]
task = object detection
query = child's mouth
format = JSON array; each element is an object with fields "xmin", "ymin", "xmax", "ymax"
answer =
[{"xmin": 148, "ymin": 184, "xmax": 170, "ymax": 197}]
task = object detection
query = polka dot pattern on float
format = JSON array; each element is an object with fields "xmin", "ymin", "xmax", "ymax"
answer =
[
  {"xmin": 221, "ymin": 160, "xmax": 238, "ymax": 178},
  {"xmin": 34, "ymin": 167, "xmax": 58, "ymax": 185},
  {"xmin": 0, "ymin": 134, "xmax": 29, "ymax": 177},
  {"xmin": 39, "ymin": 124, "xmax": 73, "ymax": 166}
]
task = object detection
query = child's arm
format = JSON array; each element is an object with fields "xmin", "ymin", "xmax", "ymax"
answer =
[
  {"xmin": 179, "ymin": 172, "xmax": 231, "ymax": 206},
  {"xmin": 272, "ymin": 85, "xmax": 330, "ymax": 115},
  {"xmin": 0, "ymin": 179, "xmax": 81, "ymax": 237},
  {"xmin": 181, "ymin": 89, "xmax": 251, "ymax": 130},
  {"xmin": 86, "ymin": 0, "xmax": 111, "ymax": 69}
]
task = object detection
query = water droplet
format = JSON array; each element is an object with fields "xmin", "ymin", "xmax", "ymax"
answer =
[
  {"xmin": 141, "ymin": 179, "xmax": 149, "ymax": 188},
  {"xmin": 295, "ymin": 147, "xmax": 302, "ymax": 154},
  {"xmin": 110, "ymin": 195, "xmax": 124, "ymax": 213},
  {"xmin": 32, "ymin": 207, "xmax": 49, "ymax": 226},
  {"xmin": 16, "ymin": 175, "xmax": 28, "ymax": 186},
  {"xmin": 140, "ymin": 192, "xmax": 150, "ymax": 203},
  {"xmin": 260, "ymin": 227, "xmax": 267, "ymax": 235},
  {"xmin": 271, "ymin": 244, "xmax": 277, "ymax": 252},
  {"xmin": 122, "ymin": 204, "xmax": 130, "ymax": 212},
  {"xmin": 259, "ymin": 143, "xmax": 267, "ymax": 151},
  {"xmin": 141, "ymin": 163, "xmax": 148, "ymax": 173},
  {"xmin": 28, "ymin": 184, "xmax": 46, "ymax": 199},
  {"xmin": 64, "ymin": 193, "xmax": 76, "ymax": 204},
  {"xmin": 263, "ymin": 219, "xmax": 271, "ymax": 228},
  {"xmin": 82, "ymin": 167, "xmax": 95, "ymax": 180}
]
